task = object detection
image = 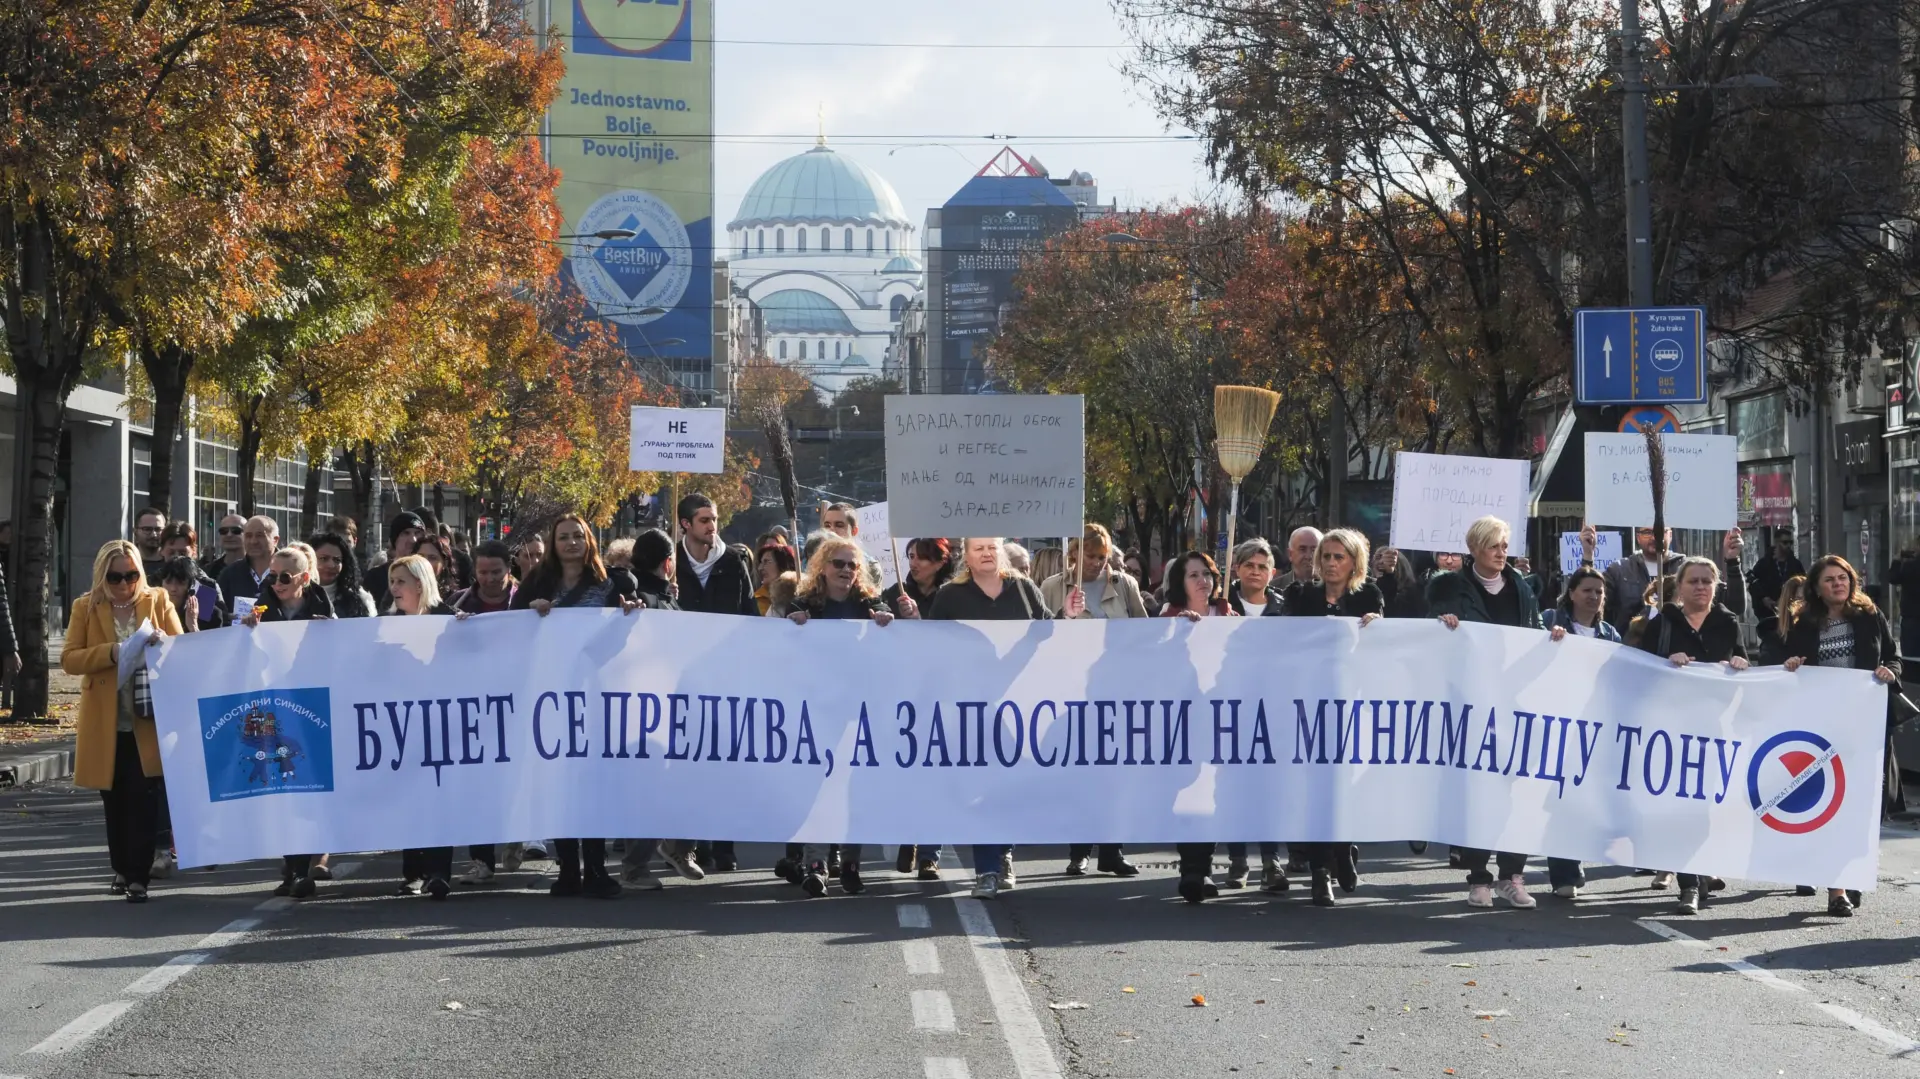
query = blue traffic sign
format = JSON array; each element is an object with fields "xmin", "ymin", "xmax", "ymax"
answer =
[{"xmin": 1575, "ymin": 307, "xmax": 1706, "ymax": 405}]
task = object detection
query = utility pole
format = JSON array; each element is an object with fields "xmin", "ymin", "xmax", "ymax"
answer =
[{"xmin": 1620, "ymin": 0, "xmax": 1655, "ymax": 307}]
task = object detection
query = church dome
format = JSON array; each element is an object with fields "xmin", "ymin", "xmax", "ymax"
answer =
[
  {"xmin": 760, "ymin": 289, "xmax": 857, "ymax": 335},
  {"xmin": 730, "ymin": 144, "xmax": 910, "ymax": 230},
  {"xmin": 882, "ymin": 254, "xmax": 923, "ymax": 274}
]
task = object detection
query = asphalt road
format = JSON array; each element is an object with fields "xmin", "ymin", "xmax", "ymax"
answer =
[{"xmin": 6, "ymin": 779, "xmax": 1920, "ymax": 1078}]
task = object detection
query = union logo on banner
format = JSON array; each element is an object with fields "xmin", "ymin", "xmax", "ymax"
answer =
[
  {"xmin": 198, "ymin": 688, "xmax": 335, "ymax": 802},
  {"xmin": 1746, "ymin": 730, "xmax": 1846, "ymax": 835}
]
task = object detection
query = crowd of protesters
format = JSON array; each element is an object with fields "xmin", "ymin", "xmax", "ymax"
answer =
[{"xmin": 66, "ymin": 500, "xmax": 1905, "ymax": 922}]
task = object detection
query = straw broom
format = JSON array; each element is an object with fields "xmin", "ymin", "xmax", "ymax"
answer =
[{"xmin": 1214, "ymin": 385, "xmax": 1282, "ymax": 561}]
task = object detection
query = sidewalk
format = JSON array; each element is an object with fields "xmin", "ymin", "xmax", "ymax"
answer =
[{"xmin": 0, "ymin": 630, "xmax": 83, "ymax": 786}]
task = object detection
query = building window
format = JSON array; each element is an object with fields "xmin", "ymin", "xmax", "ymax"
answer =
[
  {"xmin": 890, "ymin": 295, "xmax": 908, "ymax": 323},
  {"xmin": 776, "ymin": 229, "xmax": 785, "ymax": 253},
  {"xmin": 798, "ymin": 340, "xmax": 807, "ymax": 360},
  {"xmin": 866, "ymin": 229, "xmax": 874, "ymax": 253},
  {"xmin": 779, "ymin": 339, "xmax": 787, "ymax": 359},
  {"xmin": 835, "ymin": 342, "xmax": 842, "ymax": 359},
  {"xmin": 820, "ymin": 227, "xmax": 830, "ymax": 250},
  {"xmin": 757, "ymin": 229, "xmax": 764, "ymax": 253},
  {"xmin": 818, "ymin": 340, "xmax": 826, "ymax": 359},
  {"xmin": 1730, "ymin": 391, "xmax": 1789, "ymax": 458},
  {"xmin": 797, "ymin": 229, "xmax": 806, "ymax": 253},
  {"xmin": 886, "ymin": 231, "xmax": 894, "ymax": 254},
  {"xmin": 844, "ymin": 228, "xmax": 853, "ymax": 250}
]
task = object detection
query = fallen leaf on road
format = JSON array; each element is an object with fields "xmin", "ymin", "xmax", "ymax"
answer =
[
  {"xmin": 1476, "ymin": 1010, "xmax": 1510, "ymax": 1019},
  {"xmin": 1716, "ymin": 946, "xmax": 1729, "ymax": 952},
  {"xmin": 1122, "ymin": 987, "xmax": 1136, "ymax": 993},
  {"xmin": 1191, "ymin": 995, "xmax": 1208, "ymax": 1007},
  {"xmin": 1254, "ymin": 999, "xmax": 1267, "ymax": 1005},
  {"xmin": 1464, "ymin": 980, "xmax": 1478, "ymax": 986},
  {"xmin": 1449, "ymin": 962, "xmax": 1476, "ymax": 968},
  {"xmin": 1049, "ymin": 1001, "xmax": 1090, "ymax": 1010},
  {"xmin": 1445, "ymin": 1070, "xmax": 1456, "ymax": 1075},
  {"xmin": 442, "ymin": 1002, "xmax": 464, "ymax": 1011}
]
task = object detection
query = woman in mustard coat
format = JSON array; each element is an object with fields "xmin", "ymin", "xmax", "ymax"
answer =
[{"xmin": 65, "ymin": 539, "xmax": 184, "ymax": 903}]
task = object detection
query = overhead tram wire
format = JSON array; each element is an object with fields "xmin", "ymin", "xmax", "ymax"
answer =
[{"xmin": 536, "ymin": 34, "xmax": 1131, "ymax": 49}]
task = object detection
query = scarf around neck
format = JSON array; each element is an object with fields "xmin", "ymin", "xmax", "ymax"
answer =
[{"xmin": 683, "ymin": 539, "xmax": 725, "ymax": 587}]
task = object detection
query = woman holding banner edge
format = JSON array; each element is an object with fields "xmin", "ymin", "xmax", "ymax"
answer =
[
  {"xmin": 1159, "ymin": 549, "xmax": 1238, "ymax": 903},
  {"xmin": 1429, "ymin": 515, "xmax": 1542, "ymax": 910},
  {"xmin": 1780, "ymin": 554, "xmax": 1900, "ymax": 918}
]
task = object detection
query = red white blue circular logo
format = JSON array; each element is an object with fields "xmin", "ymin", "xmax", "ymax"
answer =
[{"xmin": 1747, "ymin": 730, "xmax": 1846, "ymax": 835}]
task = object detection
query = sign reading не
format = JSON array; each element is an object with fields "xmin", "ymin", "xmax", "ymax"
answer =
[
  {"xmin": 884, "ymin": 394, "xmax": 1084, "ymax": 539},
  {"xmin": 630, "ymin": 406, "xmax": 726, "ymax": 474}
]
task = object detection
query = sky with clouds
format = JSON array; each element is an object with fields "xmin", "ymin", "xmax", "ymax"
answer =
[{"xmin": 710, "ymin": 0, "xmax": 1223, "ymax": 245}]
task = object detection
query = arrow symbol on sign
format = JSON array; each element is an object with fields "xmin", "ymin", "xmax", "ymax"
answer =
[{"xmin": 1603, "ymin": 335, "xmax": 1613, "ymax": 378}]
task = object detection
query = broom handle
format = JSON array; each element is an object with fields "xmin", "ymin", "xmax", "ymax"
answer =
[{"xmin": 1225, "ymin": 482, "xmax": 1240, "ymax": 575}]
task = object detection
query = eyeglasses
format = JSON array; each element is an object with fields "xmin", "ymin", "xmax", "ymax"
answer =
[
  {"xmin": 829, "ymin": 558, "xmax": 859, "ymax": 571},
  {"xmin": 104, "ymin": 571, "xmax": 142, "ymax": 586},
  {"xmin": 218, "ymin": 526, "xmax": 244, "ymax": 536},
  {"xmin": 266, "ymin": 571, "xmax": 300, "ymax": 586}
]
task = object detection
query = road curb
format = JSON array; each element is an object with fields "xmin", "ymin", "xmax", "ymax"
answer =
[{"xmin": 0, "ymin": 736, "xmax": 76, "ymax": 789}]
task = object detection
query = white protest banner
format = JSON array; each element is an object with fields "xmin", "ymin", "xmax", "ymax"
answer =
[
  {"xmin": 884, "ymin": 394, "xmax": 1084, "ymax": 538},
  {"xmin": 1584, "ymin": 433, "xmax": 1736, "ymax": 530},
  {"xmin": 854, "ymin": 501, "xmax": 908, "ymax": 591},
  {"xmin": 1389, "ymin": 452, "xmax": 1531, "ymax": 555},
  {"xmin": 1559, "ymin": 530, "xmax": 1623, "ymax": 575},
  {"xmin": 630, "ymin": 406, "xmax": 726, "ymax": 474},
  {"xmin": 152, "ymin": 612, "xmax": 1883, "ymax": 889}
]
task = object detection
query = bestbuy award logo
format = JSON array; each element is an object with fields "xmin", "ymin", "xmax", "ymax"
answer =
[
  {"xmin": 1747, "ymin": 730, "xmax": 1846, "ymax": 835},
  {"xmin": 574, "ymin": 0, "xmax": 693, "ymax": 61},
  {"xmin": 198, "ymin": 688, "xmax": 335, "ymax": 802},
  {"xmin": 570, "ymin": 189, "xmax": 692, "ymax": 327}
]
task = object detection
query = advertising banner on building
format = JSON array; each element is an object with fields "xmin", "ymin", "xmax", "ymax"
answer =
[
  {"xmin": 551, "ymin": 0, "xmax": 713, "ymax": 376},
  {"xmin": 151, "ymin": 612, "xmax": 1885, "ymax": 890},
  {"xmin": 1739, "ymin": 463, "xmax": 1795, "ymax": 527}
]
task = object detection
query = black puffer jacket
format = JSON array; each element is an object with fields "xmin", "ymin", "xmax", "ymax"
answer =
[{"xmin": 1634, "ymin": 602, "xmax": 1746, "ymax": 663}]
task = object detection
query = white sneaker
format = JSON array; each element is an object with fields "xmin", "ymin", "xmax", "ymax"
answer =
[
  {"xmin": 670, "ymin": 850, "xmax": 707, "ymax": 880},
  {"xmin": 1495, "ymin": 875, "xmax": 1536, "ymax": 909},
  {"xmin": 999, "ymin": 850, "xmax": 1017, "ymax": 891},
  {"xmin": 501, "ymin": 844, "xmax": 524, "ymax": 873},
  {"xmin": 524, "ymin": 843, "xmax": 549, "ymax": 860},
  {"xmin": 1552, "ymin": 884, "xmax": 1580, "ymax": 899},
  {"xmin": 624, "ymin": 866, "xmax": 664, "ymax": 891},
  {"xmin": 1467, "ymin": 883, "xmax": 1495, "ymax": 907},
  {"xmin": 1650, "ymin": 871, "xmax": 1675, "ymax": 890},
  {"xmin": 150, "ymin": 850, "xmax": 176, "ymax": 879},
  {"xmin": 972, "ymin": 872, "xmax": 1001, "ymax": 899},
  {"xmin": 457, "ymin": 861, "xmax": 494, "ymax": 886}
]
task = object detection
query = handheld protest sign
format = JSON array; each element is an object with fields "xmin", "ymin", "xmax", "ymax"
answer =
[{"xmin": 883, "ymin": 395, "xmax": 1085, "ymax": 540}]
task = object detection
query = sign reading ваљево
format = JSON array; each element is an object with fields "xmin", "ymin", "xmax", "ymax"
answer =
[{"xmin": 884, "ymin": 395, "xmax": 1084, "ymax": 538}]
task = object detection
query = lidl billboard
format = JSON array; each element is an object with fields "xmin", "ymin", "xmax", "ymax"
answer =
[{"xmin": 550, "ymin": 0, "xmax": 713, "ymax": 384}]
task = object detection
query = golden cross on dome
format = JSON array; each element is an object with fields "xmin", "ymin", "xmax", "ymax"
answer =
[{"xmin": 816, "ymin": 103, "xmax": 826, "ymax": 147}]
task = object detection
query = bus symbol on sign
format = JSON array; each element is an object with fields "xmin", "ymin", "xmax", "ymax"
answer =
[{"xmin": 1650, "ymin": 338, "xmax": 1684, "ymax": 372}]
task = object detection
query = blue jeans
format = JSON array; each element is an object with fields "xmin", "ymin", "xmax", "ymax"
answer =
[{"xmin": 972, "ymin": 844, "xmax": 1013, "ymax": 875}]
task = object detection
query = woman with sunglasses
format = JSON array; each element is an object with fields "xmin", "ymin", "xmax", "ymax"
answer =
[
  {"xmin": 66, "ymin": 541, "xmax": 185, "ymax": 904},
  {"xmin": 239, "ymin": 546, "xmax": 336, "ymax": 897},
  {"xmin": 512, "ymin": 513, "xmax": 642, "ymax": 898},
  {"xmin": 781, "ymin": 536, "xmax": 896, "ymax": 896}
]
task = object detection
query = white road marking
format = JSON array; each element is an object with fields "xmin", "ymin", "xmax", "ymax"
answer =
[
  {"xmin": 904, "ymin": 939, "xmax": 942, "ymax": 975},
  {"xmin": 25, "ymin": 1000, "xmax": 136, "ymax": 1055},
  {"xmin": 911, "ymin": 988, "xmax": 957, "ymax": 1031},
  {"xmin": 925, "ymin": 1058, "xmax": 974, "ymax": 1079},
  {"xmin": 0, "ymin": 845, "xmax": 108, "ymax": 858},
  {"xmin": 898, "ymin": 902, "xmax": 932, "ymax": 929},
  {"xmin": 195, "ymin": 916, "xmax": 263, "ymax": 951},
  {"xmin": 1637, "ymin": 918, "xmax": 1920, "ymax": 1053},
  {"xmin": 955, "ymin": 897, "xmax": 1065, "ymax": 1079},
  {"xmin": 123, "ymin": 952, "xmax": 209, "ymax": 995}
]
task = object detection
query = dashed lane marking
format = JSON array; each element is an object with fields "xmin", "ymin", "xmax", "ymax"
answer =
[
  {"xmin": 898, "ymin": 902, "xmax": 932, "ymax": 929},
  {"xmin": 904, "ymin": 939, "xmax": 942, "ymax": 975},
  {"xmin": 911, "ymin": 989, "xmax": 956, "ymax": 1031},
  {"xmin": 924, "ymin": 1058, "xmax": 973, "ymax": 1079},
  {"xmin": 25, "ymin": 1000, "xmax": 136, "ymax": 1056}
]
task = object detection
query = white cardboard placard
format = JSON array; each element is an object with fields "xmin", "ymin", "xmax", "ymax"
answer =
[
  {"xmin": 854, "ymin": 501, "xmax": 910, "ymax": 591},
  {"xmin": 884, "ymin": 394, "xmax": 1084, "ymax": 538},
  {"xmin": 1389, "ymin": 452, "xmax": 1531, "ymax": 555},
  {"xmin": 1559, "ymin": 530, "xmax": 1624, "ymax": 575},
  {"xmin": 630, "ymin": 406, "xmax": 726, "ymax": 474},
  {"xmin": 1583, "ymin": 433, "xmax": 1736, "ymax": 530}
]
